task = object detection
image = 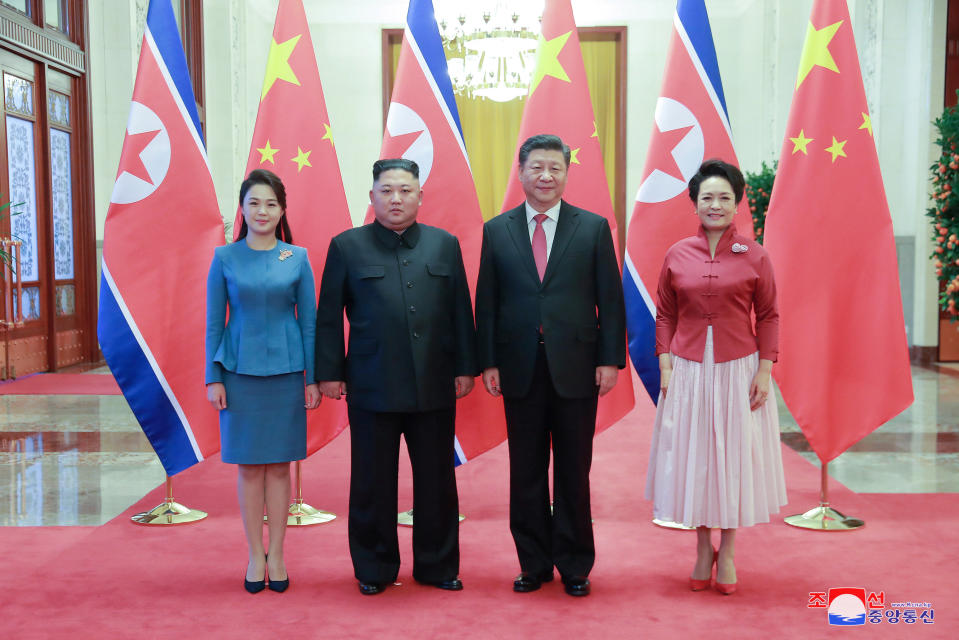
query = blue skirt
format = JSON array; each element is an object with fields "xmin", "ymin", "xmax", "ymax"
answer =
[{"xmin": 220, "ymin": 370, "xmax": 307, "ymax": 464}]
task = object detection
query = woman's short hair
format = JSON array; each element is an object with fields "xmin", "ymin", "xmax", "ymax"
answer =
[
  {"xmin": 687, "ymin": 159, "xmax": 746, "ymax": 204},
  {"xmin": 236, "ymin": 168, "xmax": 293, "ymax": 243}
]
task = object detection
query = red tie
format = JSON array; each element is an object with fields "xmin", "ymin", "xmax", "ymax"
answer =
[{"xmin": 532, "ymin": 213, "xmax": 548, "ymax": 282}]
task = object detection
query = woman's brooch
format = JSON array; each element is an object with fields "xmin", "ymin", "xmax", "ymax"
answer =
[
  {"xmin": 279, "ymin": 249, "xmax": 293, "ymax": 261},
  {"xmin": 731, "ymin": 243, "xmax": 748, "ymax": 254}
]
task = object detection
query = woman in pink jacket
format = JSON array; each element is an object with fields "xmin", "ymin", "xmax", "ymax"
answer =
[{"xmin": 645, "ymin": 159, "xmax": 787, "ymax": 595}]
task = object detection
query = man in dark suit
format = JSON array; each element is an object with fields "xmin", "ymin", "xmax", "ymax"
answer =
[
  {"xmin": 315, "ymin": 158, "xmax": 477, "ymax": 595},
  {"xmin": 475, "ymin": 135, "xmax": 626, "ymax": 597}
]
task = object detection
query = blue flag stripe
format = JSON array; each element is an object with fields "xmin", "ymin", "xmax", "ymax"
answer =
[
  {"xmin": 676, "ymin": 0, "xmax": 728, "ymax": 119},
  {"xmin": 623, "ymin": 254, "xmax": 661, "ymax": 403},
  {"xmin": 146, "ymin": 0, "xmax": 204, "ymax": 144},
  {"xmin": 97, "ymin": 273, "xmax": 200, "ymax": 475},
  {"xmin": 406, "ymin": 0, "xmax": 465, "ymax": 138}
]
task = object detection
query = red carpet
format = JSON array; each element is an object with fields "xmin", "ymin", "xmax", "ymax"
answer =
[
  {"xmin": 3, "ymin": 397, "xmax": 955, "ymax": 638},
  {"xmin": 0, "ymin": 373, "xmax": 121, "ymax": 395}
]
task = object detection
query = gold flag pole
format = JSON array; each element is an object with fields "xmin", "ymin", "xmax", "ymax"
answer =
[
  {"xmin": 131, "ymin": 475, "xmax": 207, "ymax": 525},
  {"xmin": 652, "ymin": 518, "xmax": 694, "ymax": 530},
  {"xmin": 784, "ymin": 460, "xmax": 865, "ymax": 531},
  {"xmin": 283, "ymin": 460, "xmax": 335, "ymax": 526},
  {"xmin": 397, "ymin": 508, "xmax": 466, "ymax": 527}
]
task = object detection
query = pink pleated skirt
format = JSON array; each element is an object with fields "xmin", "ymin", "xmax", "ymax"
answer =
[{"xmin": 645, "ymin": 327, "xmax": 787, "ymax": 529}]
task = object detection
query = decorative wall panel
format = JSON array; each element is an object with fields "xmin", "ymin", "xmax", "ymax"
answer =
[
  {"xmin": 50, "ymin": 128, "xmax": 73, "ymax": 279},
  {"xmin": 5, "ymin": 115, "xmax": 38, "ymax": 281}
]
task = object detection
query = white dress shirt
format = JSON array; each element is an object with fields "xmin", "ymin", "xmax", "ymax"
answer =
[{"xmin": 525, "ymin": 201, "xmax": 561, "ymax": 261}]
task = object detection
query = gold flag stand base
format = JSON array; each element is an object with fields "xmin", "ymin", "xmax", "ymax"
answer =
[
  {"xmin": 397, "ymin": 509, "xmax": 466, "ymax": 528},
  {"xmin": 265, "ymin": 461, "xmax": 336, "ymax": 526},
  {"xmin": 652, "ymin": 518, "xmax": 695, "ymax": 530},
  {"xmin": 784, "ymin": 462, "xmax": 865, "ymax": 531},
  {"xmin": 131, "ymin": 476, "xmax": 207, "ymax": 525}
]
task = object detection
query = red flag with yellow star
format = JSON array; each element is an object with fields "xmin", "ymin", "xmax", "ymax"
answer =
[
  {"xmin": 238, "ymin": 0, "xmax": 351, "ymax": 454},
  {"xmin": 502, "ymin": 0, "xmax": 634, "ymax": 432},
  {"xmin": 763, "ymin": 0, "xmax": 912, "ymax": 463}
]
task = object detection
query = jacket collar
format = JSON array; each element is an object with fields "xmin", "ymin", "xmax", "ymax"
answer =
[
  {"xmin": 372, "ymin": 219, "xmax": 420, "ymax": 249},
  {"xmin": 697, "ymin": 223, "xmax": 739, "ymax": 257}
]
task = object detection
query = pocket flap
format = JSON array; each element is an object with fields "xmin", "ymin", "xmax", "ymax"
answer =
[
  {"xmin": 357, "ymin": 265, "xmax": 386, "ymax": 279},
  {"xmin": 426, "ymin": 263, "xmax": 450, "ymax": 277}
]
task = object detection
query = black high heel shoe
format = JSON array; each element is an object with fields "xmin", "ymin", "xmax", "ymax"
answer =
[
  {"xmin": 267, "ymin": 556, "xmax": 289, "ymax": 593},
  {"xmin": 245, "ymin": 556, "xmax": 267, "ymax": 594}
]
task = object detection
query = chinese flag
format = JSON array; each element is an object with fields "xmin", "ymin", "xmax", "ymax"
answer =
[
  {"xmin": 237, "ymin": 0, "xmax": 352, "ymax": 455},
  {"xmin": 763, "ymin": 0, "xmax": 912, "ymax": 463},
  {"xmin": 502, "ymin": 0, "xmax": 635, "ymax": 432}
]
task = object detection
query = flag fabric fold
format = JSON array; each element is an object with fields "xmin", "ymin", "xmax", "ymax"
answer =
[
  {"xmin": 762, "ymin": 0, "xmax": 912, "ymax": 463},
  {"xmin": 502, "ymin": 0, "xmax": 635, "ymax": 432},
  {"xmin": 97, "ymin": 0, "xmax": 224, "ymax": 475},
  {"xmin": 624, "ymin": 0, "xmax": 751, "ymax": 403},
  {"xmin": 236, "ymin": 0, "xmax": 353, "ymax": 455},
  {"xmin": 375, "ymin": 0, "xmax": 505, "ymax": 464}
]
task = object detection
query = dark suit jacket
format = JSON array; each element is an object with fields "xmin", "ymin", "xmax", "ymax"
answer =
[
  {"xmin": 474, "ymin": 201, "xmax": 626, "ymax": 399},
  {"xmin": 315, "ymin": 221, "xmax": 477, "ymax": 412}
]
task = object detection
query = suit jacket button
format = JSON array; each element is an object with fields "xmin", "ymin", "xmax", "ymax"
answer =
[
  {"xmin": 412, "ymin": 331, "xmax": 420, "ymax": 339},
  {"xmin": 409, "ymin": 305, "xmax": 416, "ymax": 313},
  {"xmin": 402, "ymin": 259, "xmax": 410, "ymax": 266},
  {"xmin": 407, "ymin": 281, "xmax": 414, "ymax": 288}
]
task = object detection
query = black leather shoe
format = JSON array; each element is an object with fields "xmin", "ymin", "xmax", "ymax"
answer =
[
  {"xmin": 513, "ymin": 572, "xmax": 553, "ymax": 593},
  {"xmin": 244, "ymin": 578, "xmax": 265, "ymax": 594},
  {"xmin": 561, "ymin": 575, "xmax": 591, "ymax": 597},
  {"xmin": 358, "ymin": 581, "xmax": 386, "ymax": 595},
  {"xmin": 433, "ymin": 578, "xmax": 463, "ymax": 591}
]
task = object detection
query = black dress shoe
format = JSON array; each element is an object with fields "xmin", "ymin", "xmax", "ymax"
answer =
[
  {"xmin": 266, "ymin": 556, "xmax": 289, "ymax": 592},
  {"xmin": 244, "ymin": 578, "xmax": 266, "ymax": 594},
  {"xmin": 561, "ymin": 575, "xmax": 591, "ymax": 597},
  {"xmin": 268, "ymin": 575, "xmax": 289, "ymax": 593},
  {"xmin": 513, "ymin": 572, "xmax": 553, "ymax": 593},
  {"xmin": 358, "ymin": 581, "xmax": 386, "ymax": 595},
  {"xmin": 431, "ymin": 578, "xmax": 463, "ymax": 591}
]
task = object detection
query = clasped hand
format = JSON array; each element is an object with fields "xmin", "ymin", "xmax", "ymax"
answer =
[{"xmin": 207, "ymin": 381, "xmax": 322, "ymax": 410}]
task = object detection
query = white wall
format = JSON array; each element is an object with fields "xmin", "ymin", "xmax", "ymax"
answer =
[{"xmin": 88, "ymin": 0, "xmax": 945, "ymax": 347}]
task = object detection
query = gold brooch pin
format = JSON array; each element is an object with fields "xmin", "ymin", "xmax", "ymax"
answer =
[{"xmin": 279, "ymin": 249, "xmax": 293, "ymax": 261}]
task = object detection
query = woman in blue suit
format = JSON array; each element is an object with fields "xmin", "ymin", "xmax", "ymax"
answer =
[{"xmin": 205, "ymin": 169, "xmax": 321, "ymax": 594}]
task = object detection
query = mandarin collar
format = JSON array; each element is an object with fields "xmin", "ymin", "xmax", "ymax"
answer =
[
  {"xmin": 696, "ymin": 223, "xmax": 739, "ymax": 256},
  {"xmin": 372, "ymin": 220, "xmax": 420, "ymax": 249}
]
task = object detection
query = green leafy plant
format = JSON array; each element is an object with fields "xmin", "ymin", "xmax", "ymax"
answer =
[
  {"xmin": 744, "ymin": 160, "xmax": 776, "ymax": 244},
  {"xmin": 1, "ymin": 193, "xmax": 23, "ymax": 268},
  {"xmin": 928, "ymin": 93, "xmax": 959, "ymax": 318}
]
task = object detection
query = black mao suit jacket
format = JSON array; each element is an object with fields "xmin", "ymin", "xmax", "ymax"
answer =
[
  {"xmin": 314, "ymin": 221, "xmax": 477, "ymax": 410},
  {"xmin": 474, "ymin": 201, "xmax": 626, "ymax": 398}
]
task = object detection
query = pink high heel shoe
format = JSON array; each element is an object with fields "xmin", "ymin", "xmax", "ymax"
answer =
[
  {"xmin": 689, "ymin": 548, "xmax": 717, "ymax": 591},
  {"xmin": 714, "ymin": 552, "xmax": 736, "ymax": 595}
]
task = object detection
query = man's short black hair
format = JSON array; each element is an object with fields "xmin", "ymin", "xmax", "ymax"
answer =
[
  {"xmin": 687, "ymin": 158, "xmax": 746, "ymax": 204},
  {"xmin": 373, "ymin": 158, "xmax": 419, "ymax": 182},
  {"xmin": 518, "ymin": 134, "xmax": 571, "ymax": 167}
]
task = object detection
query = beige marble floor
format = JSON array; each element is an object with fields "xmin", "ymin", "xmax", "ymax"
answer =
[{"xmin": 0, "ymin": 364, "xmax": 956, "ymax": 526}]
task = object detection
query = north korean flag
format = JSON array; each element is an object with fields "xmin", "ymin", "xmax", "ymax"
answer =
[
  {"xmin": 374, "ymin": 0, "xmax": 502, "ymax": 464},
  {"xmin": 98, "ymin": 0, "xmax": 224, "ymax": 475},
  {"xmin": 624, "ymin": 0, "xmax": 751, "ymax": 402}
]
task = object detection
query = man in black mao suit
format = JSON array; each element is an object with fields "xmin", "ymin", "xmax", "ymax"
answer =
[
  {"xmin": 475, "ymin": 135, "xmax": 626, "ymax": 596},
  {"xmin": 315, "ymin": 159, "xmax": 477, "ymax": 595}
]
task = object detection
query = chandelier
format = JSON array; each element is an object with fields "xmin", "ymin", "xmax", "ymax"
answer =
[{"xmin": 435, "ymin": 1, "xmax": 541, "ymax": 102}]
